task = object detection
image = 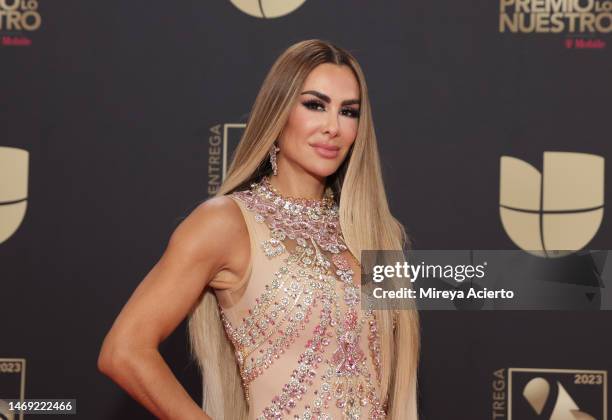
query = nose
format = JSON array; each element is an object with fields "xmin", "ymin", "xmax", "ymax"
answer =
[{"xmin": 324, "ymin": 110, "xmax": 340, "ymax": 137}]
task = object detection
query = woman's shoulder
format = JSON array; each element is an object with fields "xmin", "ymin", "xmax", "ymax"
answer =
[
  {"xmin": 190, "ymin": 195, "xmax": 247, "ymax": 238},
  {"xmin": 169, "ymin": 195, "xmax": 249, "ymax": 265},
  {"xmin": 197, "ymin": 196, "xmax": 253, "ymax": 290},
  {"xmin": 196, "ymin": 194, "xmax": 238, "ymax": 213}
]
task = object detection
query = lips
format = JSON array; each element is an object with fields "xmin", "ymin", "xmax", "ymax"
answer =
[{"xmin": 311, "ymin": 143, "xmax": 340, "ymax": 159}]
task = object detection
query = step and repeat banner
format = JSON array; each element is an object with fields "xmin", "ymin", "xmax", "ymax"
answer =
[{"xmin": 1, "ymin": 1, "xmax": 611, "ymax": 419}]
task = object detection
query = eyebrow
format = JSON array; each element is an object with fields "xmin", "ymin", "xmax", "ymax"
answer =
[{"xmin": 301, "ymin": 90, "xmax": 360, "ymax": 106}]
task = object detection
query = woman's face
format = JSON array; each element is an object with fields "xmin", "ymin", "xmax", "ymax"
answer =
[{"xmin": 277, "ymin": 63, "xmax": 361, "ymax": 180}]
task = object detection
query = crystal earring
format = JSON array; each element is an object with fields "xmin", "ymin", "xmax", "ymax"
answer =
[{"xmin": 269, "ymin": 142, "xmax": 280, "ymax": 176}]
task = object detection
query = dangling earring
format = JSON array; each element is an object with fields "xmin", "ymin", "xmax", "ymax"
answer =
[{"xmin": 269, "ymin": 142, "xmax": 280, "ymax": 176}]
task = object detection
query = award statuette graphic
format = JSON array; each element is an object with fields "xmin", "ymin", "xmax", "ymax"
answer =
[
  {"xmin": 0, "ymin": 358, "xmax": 26, "ymax": 420},
  {"xmin": 509, "ymin": 368, "xmax": 607, "ymax": 420}
]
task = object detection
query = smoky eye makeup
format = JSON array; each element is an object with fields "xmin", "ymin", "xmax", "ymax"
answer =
[
  {"xmin": 343, "ymin": 107, "xmax": 360, "ymax": 118},
  {"xmin": 301, "ymin": 99, "xmax": 360, "ymax": 119},
  {"xmin": 302, "ymin": 99, "xmax": 325, "ymax": 111}
]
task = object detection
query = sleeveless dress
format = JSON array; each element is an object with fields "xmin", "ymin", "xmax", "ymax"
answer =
[{"xmin": 214, "ymin": 178, "xmax": 385, "ymax": 420}]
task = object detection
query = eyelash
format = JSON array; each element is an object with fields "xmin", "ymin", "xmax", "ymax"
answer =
[{"xmin": 302, "ymin": 100, "xmax": 360, "ymax": 119}]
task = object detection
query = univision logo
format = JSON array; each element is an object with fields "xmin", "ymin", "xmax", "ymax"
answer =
[
  {"xmin": 499, "ymin": 152, "xmax": 604, "ymax": 257},
  {"xmin": 229, "ymin": 0, "xmax": 306, "ymax": 18},
  {"xmin": 0, "ymin": 147, "xmax": 29, "ymax": 245}
]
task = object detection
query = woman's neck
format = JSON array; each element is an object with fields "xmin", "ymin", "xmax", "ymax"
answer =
[{"xmin": 267, "ymin": 168, "xmax": 326, "ymax": 201}]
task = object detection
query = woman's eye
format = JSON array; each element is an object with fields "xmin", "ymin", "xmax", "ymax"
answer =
[
  {"xmin": 342, "ymin": 108, "xmax": 360, "ymax": 119},
  {"xmin": 303, "ymin": 100, "xmax": 325, "ymax": 111},
  {"xmin": 303, "ymin": 100, "xmax": 360, "ymax": 119}
]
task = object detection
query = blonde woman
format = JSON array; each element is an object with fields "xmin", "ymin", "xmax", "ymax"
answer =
[{"xmin": 98, "ymin": 39, "xmax": 419, "ymax": 420}]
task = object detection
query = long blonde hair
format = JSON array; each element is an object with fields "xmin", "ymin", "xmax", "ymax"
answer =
[{"xmin": 188, "ymin": 39, "xmax": 420, "ymax": 419}]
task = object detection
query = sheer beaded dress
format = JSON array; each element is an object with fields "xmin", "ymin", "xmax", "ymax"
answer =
[{"xmin": 213, "ymin": 178, "xmax": 386, "ymax": 420}]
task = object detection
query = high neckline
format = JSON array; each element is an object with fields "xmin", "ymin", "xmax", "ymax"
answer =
[{"xmin": 260, "ymin": 176, "xmax": 334, "ymax": 208}]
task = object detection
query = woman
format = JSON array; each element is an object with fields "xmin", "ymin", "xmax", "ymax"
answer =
[{"xmin": 98, "ymin": 39, "xmax": 419, "ymax": 419}]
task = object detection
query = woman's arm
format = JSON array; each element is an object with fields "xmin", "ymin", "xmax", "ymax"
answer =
[{"xmin": 97, "ymin": 196, "xmax": 249, "ymax": 420}]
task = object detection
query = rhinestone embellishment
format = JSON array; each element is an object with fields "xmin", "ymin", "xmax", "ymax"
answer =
[{"xmin": 221, "ymin": 178, "xmax": 384, "ymax": 419}]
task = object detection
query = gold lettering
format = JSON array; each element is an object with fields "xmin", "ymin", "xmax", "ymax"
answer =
[
  {"xmin": 574, "ymin": 0, "xmax": 594, "ymax": 11},
  {"xmin": 209, "ymin": 146, "xmax": 220, "ymax": 157},
  {"xmin": 536, "ymin": 13, "xmax": 551, "ymax": 31},
  {"xmin": 210, "ymin": 124, "xmax": 221, "ymax": 135},
  {"xmin": 595, "ymin": 12, "xmax": 612, "ymax": 31},
  {"xmin": 499, "ymin": 13, "xmax": 518, "ymax": 31},
  {"xmin": 6, "ymin": 10, "xmax": 19, "ymax": 30},
  {"xmin": 565, "ymin": 12, "xmax": 580, "ymax": 30},
  {"xmin": 533, "ymin": 0, "xmax": 547, "ymax": 12},
  {"xmin": 493, "ymin": 401, "xmax": 505, "ymax": 409},
  {"xmin": 209, "ymin": 135, "xmax": 221, "ymax": 147},
  {"xmin": 492, "ymin": 410, "xmax": 506, "ymax": 418},
  {"xmin": 549, "ymin": 0, "xmax": 569, "ymax": 12},
  {"xmin": 516, "ymin": 0, "xmax": 530, "ymax": 12},
  {"xmin": 580, "ymin": 12, "xmax": 596, "ymax": 30},
  {"xmin": 500, "ymin": 0, "xmax": 516, "ymax": 12},
  {"xmin": 0, "ymin": 0, "xmax": 19, "ymax": 11},
  {"xmin": 492, "ymin": 370, "xmax": 506, "ymax": 419},
  {"xmin": 20, "ymin": 10, "xmax": 40, "ymax": 30},
  {"xmin": 518, "ymin": 12, "xmax": 537, "ymax": 30},
  {"xmin": 493, "ymin": 379, "xmax": 505, "ymax": 391},
  {"xmin": 550, "ymin": 13, "xmax": 566, "ymax": 31}
]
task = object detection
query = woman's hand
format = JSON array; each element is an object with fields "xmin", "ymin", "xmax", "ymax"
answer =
[{"xmin": 97, "ymin": 196, "xmax": 249, "ymax": 420}]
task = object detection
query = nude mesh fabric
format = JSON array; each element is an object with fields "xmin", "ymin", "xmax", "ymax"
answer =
[{"xmin": 213, "ymin": 195, "xmax": 382, "ymax": 419}]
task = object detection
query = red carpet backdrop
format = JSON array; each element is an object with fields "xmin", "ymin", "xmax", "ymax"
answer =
[{"xmin": 1, "ymin": 0, "xmax": 611, "ymax": 418}]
